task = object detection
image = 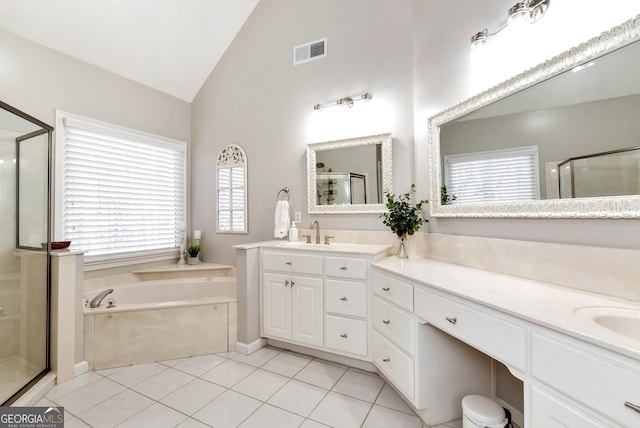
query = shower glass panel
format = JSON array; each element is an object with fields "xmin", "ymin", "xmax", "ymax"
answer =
[{"xmin": 0, "ymin": 101, "xmax": 51, "ymax": 405}]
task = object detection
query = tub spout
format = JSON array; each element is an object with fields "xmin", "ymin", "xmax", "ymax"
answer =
[{"xmin": 90, "ymin": 289, "xmax": 114, "ymax": 308}]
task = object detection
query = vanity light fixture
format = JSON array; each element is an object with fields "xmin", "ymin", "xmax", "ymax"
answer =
[
  {"xmin": 470, "ymin": 0, "xmax": 551, "ymax": 48},
  {"xmin": 313, "ymin": 92, "xmax": 373, "ymax": 111}
]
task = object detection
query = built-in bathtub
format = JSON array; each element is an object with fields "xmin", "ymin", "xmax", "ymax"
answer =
[{"xmin": 83, "ymin": 277, "xmax": 237, "ymax": 370}]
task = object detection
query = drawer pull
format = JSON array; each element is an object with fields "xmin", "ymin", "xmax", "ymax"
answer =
[
  {"xmin": 340, "ymin": 297, "xmax": 348, "ymax": 301},
  {"xmin": 625, "ymin": 401, "xmax": 640, "ymax": 414},
  {"xmin": 446, "ymin": 316, "xmax": 457, "ymax": 325},
  {"xmin": 340, "ymin": 333, "xmax": 348, "ymax": 339},
  {"xmin": 285, "ymin": 261, "xmax": 292, "ymax": 265},
  {"xmin": 382, "ymin": 358, "xmax": 390, "ymax": 363},
  {"xmin": 340, "ymin": 266, "xmax": 347, "ymax": 270},
  {"xmin": 382, "ymin": 287, "xmax": 390, "ymax": 292},
  {"xmin": 382, "ymin": 320, "xmax": 391, "ymax": 325},
  {"xmin": 285, "ymin": 280, "xmax": 290, "ymax": 287}
]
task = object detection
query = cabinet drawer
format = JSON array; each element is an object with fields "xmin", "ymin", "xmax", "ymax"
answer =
[
  {"xmin": 531, "ymin": 332, "xmax": 640, "ymax": 427},
  {"xmin": 325, "ymin": 256, "xmax": 367, "ymax": 280},
  {"xmin": 325, "ymin": 280, "xmax": 367, "ymax": 318},
  {"xmin": 325, "ymin": 315, "xmax": 368, "ymax": 356},
  {"xmin": 372, "ymin": 296, "xmax": 413, "ymax": 355},
  {"xmin": 262, "ymin": 251, "xmax": 322, "ymax": 275},
  {"xmin": 373, "ymin": 330, "xmax": 413, "ymax": 399},
  {"xmin": 372, "ymin": 271, "xmax": 413, "ymax": 312},
  {"xmin": 414, "ymin": 286, "xmax": 526, "ymax": 371},
  {"xmin": 531, "ymin": 385, "xmax": 615, "ymax": 428}
]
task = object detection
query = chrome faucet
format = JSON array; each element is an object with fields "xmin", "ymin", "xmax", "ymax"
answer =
[
  {"xmin": 90, "ymin": 289, "xmax": 114, "ymax": 308},
  {"xmin": 310, "ymin": 220, "xmax": 321, "ymax": 244}
]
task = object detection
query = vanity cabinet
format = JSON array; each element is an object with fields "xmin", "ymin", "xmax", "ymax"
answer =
[{"xmin": 261, "ymin": 252, "xmax": 323, "ymax": 347}]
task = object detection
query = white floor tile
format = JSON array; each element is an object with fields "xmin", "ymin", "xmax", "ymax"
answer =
[
  {"xmin": 107, "ymin": 362, "xmax": 167, "ymax": 387},
  {"xmin": 77, "ymin": 389, "xmax": 153, "ymax": 428},
  {"xmin": 158, "ymin": 356, "xmax": 189, "ymax": 367},
  {"xmin": 161, "ymin": 378, "xmax": 226, "ymax": 415},
  {"xmin": 332, "ymin": 369, "xmax": 385, "ymax": 403},
  {"xmin": 375, "ymin": 383, "xmax": 414, "ymax": 415},
  {"xmin": 300, "ymin": 420, "xmax": 330, "ymax": 428},
  {"xmin": 116, "ymin": 402, "xmax": 188, "ymax": 427},
  {"xmin": 63, "ymin": 416, "xmax": 92, "ymax": 428},
  {"xmin": 54, "ymin": 377, "xmax": 126, "ymax": 414},
  {"xmin": 294, "ymin": 360, "xmax": 347, "ymax": 390},
  {"xmin": 262, "ymin": 351, "xmax": 312, "ymax": 377},
  {"xmin": 443, "ymin": 418, "xmax": 463, "ymax": 428},
  {"xmin": 132, "ymin": 367, "xmax": 195, "ymax": 400},
  {"xmin": 94, "ymin": 366, "xmax": 126, "ymax": 377},
  {"xmin": 176, "ymin": 417, "xmax": 211, "ymax": 428},
  {"xmin": 193, "ymin": 389, "xmax": 261, "ymax": 428},
  {"xmin": 173, "ymin": 354, "xmax": 227, "ymax": 376},
  {"xmin": 309, "ymin": 391, "xmax": 372, "ymax": 428},
  {"xmin": 45, "ymin": 372, "xmax": 103, "ymax": 400},
  {"xmin": 362, "ymin": 404, "xmax": 423, "ymax": 428},
  {"xmin": 232, "ymin": 368, "xmax": 289, "ymax": 401},
  {"xmin": 268, "ymin": 379, "xmax": 328, "ymax": 417},
  {"xmin": 200, "ymin": 359, "xmax": 256, "ymax": 388},
  {"xmin": 238, "ymin": 403, "xmax": 304, "ymax": 428},
  {"xmin": 232, "ymin": 347, "xmax": 280, "ymax": 367}
]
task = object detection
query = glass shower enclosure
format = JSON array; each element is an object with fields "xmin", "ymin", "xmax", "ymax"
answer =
[{"xmin": 0, "ymin": 100, "xmax": 52, "ymax": 405}]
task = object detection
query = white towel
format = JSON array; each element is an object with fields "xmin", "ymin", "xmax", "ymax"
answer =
[{"xmin": 274, "ymin": 200, "xmax": 290, "ymax": 239}]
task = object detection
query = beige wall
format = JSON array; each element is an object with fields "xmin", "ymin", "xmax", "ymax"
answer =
[
  {"xmin": 0, "ymin": 29, "xmax": 190, "ymax": 143},
  {"xmin": 191, "ymin": 0, "xmax": 415, "ymax": 264}
]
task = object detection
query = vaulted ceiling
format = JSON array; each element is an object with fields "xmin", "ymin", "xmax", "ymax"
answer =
[{"xmin": 0, "ymin": 0, "xmax": 260, "ymax": 102}]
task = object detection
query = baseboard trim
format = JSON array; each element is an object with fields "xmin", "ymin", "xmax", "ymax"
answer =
[
  {"xmin": 235, "ymin": 338, "xmax": 267, "ymax": 355},
  {"xmin": 74, "ymin": 361, "xmax": 89, "ymax": 376}
]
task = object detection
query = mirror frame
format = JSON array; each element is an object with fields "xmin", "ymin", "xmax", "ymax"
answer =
[
  {"xmin": 428, "ymin": 15, "xmax": 640, "ymax": 218},
  {"xmin": 307, "ymin": 132, "xmax": 392, "ymax": 214}
]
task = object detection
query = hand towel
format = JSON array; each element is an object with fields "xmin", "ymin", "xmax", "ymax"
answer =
[{"xmin": 274, "ymin": 200, "xmax": 290, "ymax": 239}]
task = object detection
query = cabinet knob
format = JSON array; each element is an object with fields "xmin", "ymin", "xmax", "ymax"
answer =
[
  {"xmin": 446, "ymin": 316, "xmax": 457, "ymax": 325},
  {"xmin": 382, "ymin": 358, "xmax": 390, "ymax": 363},
  {"xmin": 625, "ymin": 401, "xmax": 640, "ymax": 414},
  {"xmin": 340, "ymin": 266, "xmax": 347, "ymax": 270},
  {"xmin": 382, "ymin": 320, "xmax": 391, "ymax": 325},
  {"xmin": 340, "ymin": 297, "xmax": 348, "ymax": 301},
  {"xmin": 340, "ymin": 333, "xmax": 348, "ymax": 338},
  {"xmin": 291, "ymin": 281, "xmax": 295, "ymax": 287},
  {"xmin": 285, "ymin": 261, "xmax": 292, "ymax": 265},
  {"xmin": 382, "ymin": 287, "xmax": 390, "ymax": 292},
  {"xmin": 285, "ymin": 280, "xmax": 290, "ymax": 287}
]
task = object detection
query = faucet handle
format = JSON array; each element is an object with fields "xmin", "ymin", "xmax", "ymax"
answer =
[
  {"xmin": 302, "ymin": 234, "xmax": 312, "ymax": 244},
  {"xmin": 324, "ymin": 235, "xmax": 334, "ymax": 245}
]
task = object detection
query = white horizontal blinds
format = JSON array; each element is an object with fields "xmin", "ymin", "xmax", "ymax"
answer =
[
  {"xmin": 62, "ymin": 117, "xmax": 185, "ymax": 260},
  {"xmin": 217, "ymin": 144, "xmax": 247, "ymax": 233},
  {"xmin": 445, "ymin": 146, "xmax": 539, "ymax": 204}
]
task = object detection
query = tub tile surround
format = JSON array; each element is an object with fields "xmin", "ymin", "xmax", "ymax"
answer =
[{"xmin": 36, "ymin": 347, "xmax": 439, "ymax": 428}]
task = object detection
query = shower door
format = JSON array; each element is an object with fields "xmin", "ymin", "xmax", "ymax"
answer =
[{"xmin": 0, "ymin": 100, "xmax": 52, "ymax": 405}]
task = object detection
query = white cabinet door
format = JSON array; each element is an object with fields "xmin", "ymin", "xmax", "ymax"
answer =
[
  {"xmin": 531, "ymin": 385, "xmax": 615, "ymax": 428},
  {"xmin": 291, "ymin": 275, "xmax": 323, "ymax": 346},
  {"xmin": 262, "ymin": 272, "xmax": 292, "ymax": 340}
]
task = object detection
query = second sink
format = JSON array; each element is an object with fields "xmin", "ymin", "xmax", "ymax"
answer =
[{"xmin": 574, "ymin": 306, "xmax": 640, "ymax": 342}]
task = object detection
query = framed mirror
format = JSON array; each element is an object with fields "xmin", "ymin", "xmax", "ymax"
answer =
[
  {"xmin": 429, "ymin": 15, "xmax": 640, "ymax": 218},
  {"xmin": 307, "ymin": 133, "xmax": 392, "ymax": 214}
]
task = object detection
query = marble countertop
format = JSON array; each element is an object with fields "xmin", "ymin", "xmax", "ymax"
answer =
[
  {"xmin": 237, "ymin": 240, "xmax": 392, "ymax": 256},
  {"xmin": 373, "ymin": 257, "xmax": 640, "ymax": 362}
]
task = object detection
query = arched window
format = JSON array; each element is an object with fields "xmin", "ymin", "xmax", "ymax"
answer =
[{"xmin": 216, "ymin": 144, "xmax": 247, "ymax": 233}]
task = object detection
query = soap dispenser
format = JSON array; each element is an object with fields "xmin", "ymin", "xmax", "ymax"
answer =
[{"xmin": 289, "ymin": 222, "xmax": 298, "ymax": 242}]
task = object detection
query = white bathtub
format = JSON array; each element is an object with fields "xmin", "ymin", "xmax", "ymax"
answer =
[{"xmin": 84, "ymin": 277, "xmax": 237, "ymax": 370}]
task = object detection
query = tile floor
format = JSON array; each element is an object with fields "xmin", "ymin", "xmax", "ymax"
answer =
[{"xmin": 37, "ymin": 347, "xmax": 464, "ymax": 428}]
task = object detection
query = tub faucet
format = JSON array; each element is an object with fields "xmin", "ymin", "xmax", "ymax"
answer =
[
  {"xmin": 311, "ymin": 220, "xmax": 320, "ymax": 244},
  {"xmin": 90, "ymin": 289, "xmax": 114, "ymax": 308}
]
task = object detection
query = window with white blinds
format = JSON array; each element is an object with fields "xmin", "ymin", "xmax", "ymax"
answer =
[
  {"xmin": 444, "ymin": 146, "xmax": 540, "ymax": 204},
  {"xmin": 56, "ymin": 112, "xmax": 186, "ymax": 264},
  {"xmin": 216, "ymin": 144, "xmax": 247, "ymax": 233}
]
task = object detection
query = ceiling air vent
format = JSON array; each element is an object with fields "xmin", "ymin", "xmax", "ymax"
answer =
[{"xmin": 293, "ymin": 37, "xmax": 327, "ymax": 66}]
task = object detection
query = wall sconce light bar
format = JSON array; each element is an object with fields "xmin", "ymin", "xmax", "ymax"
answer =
[
  {"xmin": 470, "ymin": 0, "xmax": 551, "ymax": 47},
  {"xmin": 313, "ymin": 92, "xmax": 373, "ymax": 111}
]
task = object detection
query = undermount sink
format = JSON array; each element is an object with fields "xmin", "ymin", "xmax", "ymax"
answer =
[
  {"xmin": 574, "ymin": 306, "xmax": 640, "ymax": 342},
  {"xmin": 270, "ymin": 240, "xmax": 391, "ymax": 255}
]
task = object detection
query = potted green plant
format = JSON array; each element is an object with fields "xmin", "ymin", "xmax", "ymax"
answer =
[
  {"xmin": 186, "ymin": 243, "xmax": 200, "ymax": 265},
  {"xmin": 380, "ymin": 184, "xmax": 428, "ymax": 258}
]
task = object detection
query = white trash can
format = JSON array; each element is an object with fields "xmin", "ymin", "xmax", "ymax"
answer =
[{"xmin": 462, "ymin": 395, "xmax": 508, "ymax": 428}]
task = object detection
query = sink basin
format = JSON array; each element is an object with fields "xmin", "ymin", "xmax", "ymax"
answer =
[
  {"xmin": 270, "ymin": 241, "xmax": 390, "ymax": 255},
  {"xmin": 574, "ymin": 306, "xmax": 640, "ymax": 341}
]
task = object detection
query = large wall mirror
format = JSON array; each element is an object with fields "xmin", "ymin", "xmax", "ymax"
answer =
[
  {"xmin": 429, "ymin": 15, "xmax": 640, "ymax": 218},
  {"xmin": 307, "ymin": 133, "xmax": 392, "ymax": 214}
]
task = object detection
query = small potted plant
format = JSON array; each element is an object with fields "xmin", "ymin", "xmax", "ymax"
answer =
[
  {"xmin": 380, "ymin": 184, "xmax": 428, "ymax": 258},
  {"xmin": 186, "ymin": 243, "xmax": 200, "ymax": 265}
]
